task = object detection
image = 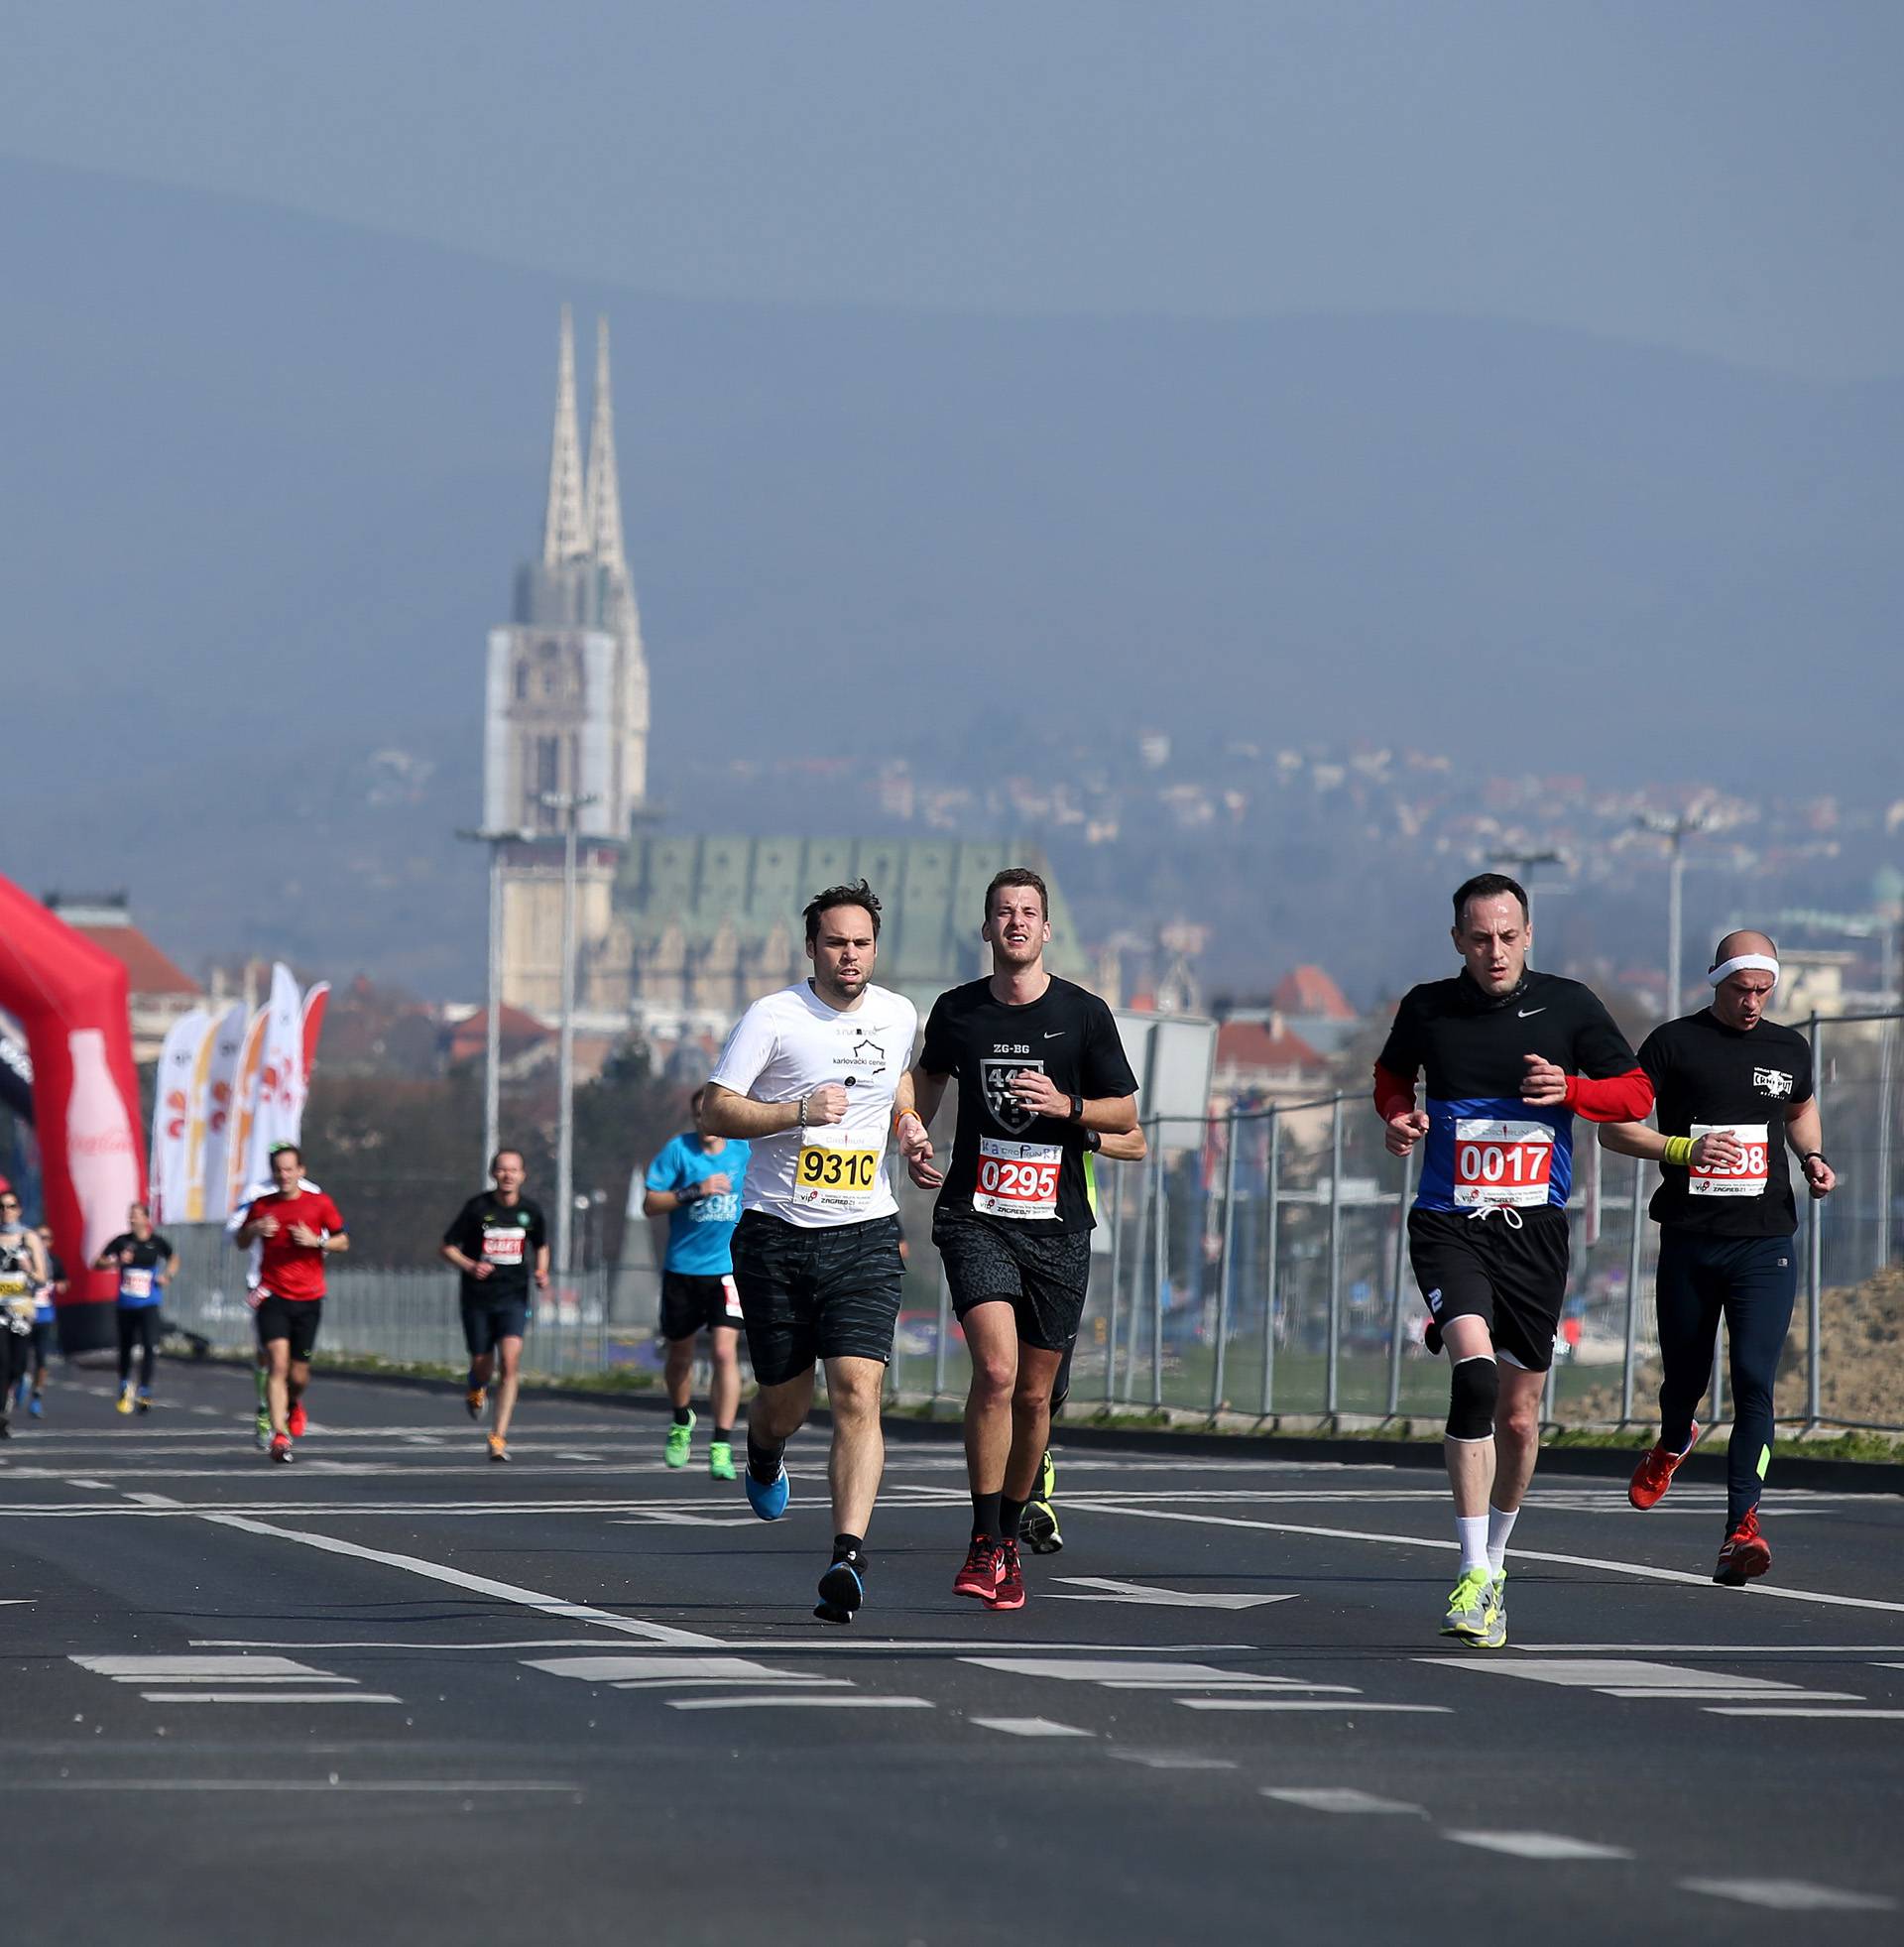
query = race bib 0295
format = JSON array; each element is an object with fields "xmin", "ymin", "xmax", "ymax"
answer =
[
  {"xmin": 973, "ymin": 1137, "xmax": 1063, "ymax": 1221},
  {"xmin": 1453, "ymin": 1118, "xmax": 1554, "ymax": 1208},
  {"xmin": 1689, "ymin": 1123, "xmax": 1770, "ymax": 1198}
]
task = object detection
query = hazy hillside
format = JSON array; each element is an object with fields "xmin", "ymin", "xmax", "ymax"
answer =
[{"xmin": 3, "ymin": 157, "xmax": 1896, "ymax": 992}]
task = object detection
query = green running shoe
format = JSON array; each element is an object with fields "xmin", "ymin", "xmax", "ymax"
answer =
[
  {"xmin": 708, "ymin": 1439, "xmax": 736, "ymax": 1482},
  {"xmin": 254, "ymin": 1407, "xmax": 272, "ymax": 1453},
  {"xmin": 664, "ymin": 1411, "xmax": 695, "ymax": 1468},
  {"xmin": 1477, "ymin": 1568, "xmax": 1507, "ymax": 1648},
  {"xmin": 1440, "ymin": 1564, "xmax": 1496, "ymax": 1642}
]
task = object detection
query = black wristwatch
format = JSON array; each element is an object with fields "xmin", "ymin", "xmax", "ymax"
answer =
[
  {"xmin": 1068, "ymin": 1093, "xmax": 1085, "ymax": 1124},
  {"xmin": 1084, "ymin": 1129, "xmax": 1104, "ymax": 1154}
]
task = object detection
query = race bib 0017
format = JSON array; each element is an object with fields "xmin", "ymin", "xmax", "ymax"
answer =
[
  {"xmin": 973, "ymin": 1137, "xmax": 1063, "ymax": 1220},
  {"xmin": 482, "ymin": 1231, "xmax": 526, "ymax": 1264},
  {"xmin": 1689, "ymin": 1123, "xmax": 1770, "ymax": 1198},
  {"xmin": 793, "ymin": 1141, "xmax": 881, "ymax": 1210},
  {"xmin": 1453, "ymin": 1118, "xmax": 1554, "ymax": 1208}
]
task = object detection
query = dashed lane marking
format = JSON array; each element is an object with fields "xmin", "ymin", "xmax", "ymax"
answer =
[
  {"xmin": 136, "ymin": 1692, "xmax": 404, "ymax": 1705},
  {"xmin": 665, "ymin": 1695, "xmax": 934, "ymax": 1712},
  {"xmin": 1046, "ymin": 1577, "xmax": 1299, "ymax": 1610},
  {"xmin": 1179, "ymin": 1700, "xmax": 1452, "ymax": 1715},
  {"xmin": 1263, "ymin": 1788, "xmax": 1427, "ymax": 1815},
  {"xmin": 1680, "ymin": 1879, "xmax": 1896, "ymax": 1911},
  {"xmin": 1423, "ymin": 1656, "xmax": 1863, "ymax": 1705},
  {"xmin": 1705, "ymin": 1707, "xmax": 1904, "ymax": 1720},
  {"xmin": 1445, "ymin": 1831, "xmax": 1632, "ymax": 1861},
  {"xmin": 1107, "ymin": 1752, "xmax": 1241, "ymax": 1770},
  {"xmin": 971, "ymin": 1718, "xmax": 1095, "ymax": 1738},
  {"xmin": 0, "ymin": 1780, "xmax": 582, "ymax": 1795}
]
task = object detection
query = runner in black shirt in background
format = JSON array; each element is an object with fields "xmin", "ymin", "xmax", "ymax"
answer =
[
  {"xmin": 1599, "ymin": 929, "xmax": 1836, "ymax": 1584},
  {"xmin": 1375, "ymin": 873, "xmax": 1650, "ymax": 1646},
  {"xmin": 440, "ymin": 1150, "xmax": 549, "ymax": 1462},
  {"xmin": 902, "ymin": 868, "xmax": 1138, "ymax": 1613}
]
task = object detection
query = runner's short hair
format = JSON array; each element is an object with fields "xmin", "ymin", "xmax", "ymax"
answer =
[
  {"xmin": 490, "ymin": 1148, "xmax": 525, "ymax": 1172},
  {"xmin": 804, "ymin": 880, "xmax": 882, "ymax": 945},
  {"xmin": 1452, "ymin": 873, "xmax": 1529, "ymax": 929},
  {"xmin": 983, "ymin": 867, "xmax": 1049, "ymax": 923},
  {"xmin": 269, "ymin": 1142, "xmax": 303, "ymax": 1166}
]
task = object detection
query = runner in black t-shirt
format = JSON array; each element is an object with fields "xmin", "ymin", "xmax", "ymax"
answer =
[
  {"xmin": 901, "ymin": 867, "xmax": 1139, "ymax": 1613},
  {"xmin": 439, "ymin": 1149, "xmax": 549, "ymax": 1462},
  {"xmin": 93, "ymin": 1204, "xmax": 174, "ymax": 1414},
  {"xmin": 1598, "ymin": 930, "xmax": 1836, "ymax": 1585},
  {"xmin": 1374, "ymin": 873, "xmax": 1651, "ymax": 1646}
]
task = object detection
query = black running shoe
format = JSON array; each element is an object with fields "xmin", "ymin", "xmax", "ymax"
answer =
[{"xmin": 814, "ymin": 1554, "xmax": 866, "ymax": 1625}]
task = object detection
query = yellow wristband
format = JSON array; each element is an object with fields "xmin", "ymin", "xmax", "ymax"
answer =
[{"xmin": 1663, "ymin": 1136, "xmax": 1695, "ymax": 1167}]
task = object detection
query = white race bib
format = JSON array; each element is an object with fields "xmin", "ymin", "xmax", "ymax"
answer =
[
  {"xmin": 1689, "ymin": 1123, "xmax": 1770, "ymax": 1198},
  {"xmin": 973, "ymin": 1138, "xmax": 1063, "ymax": 1220},
  {"xmin": 123, "ymin": 1268, "xmax": 155, "ymax": 1299},
  {"xmin": 1453, "ymin": 1119, "xmax": 1554, "ymax": 1208},
  {"xmin": 482, "ymin": 1230, "xmax": 527, "ymax": 1265}
]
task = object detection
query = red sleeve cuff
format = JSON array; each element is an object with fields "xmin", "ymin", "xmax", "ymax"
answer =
[
  {"xmin": 1564, "ymin": 1067, "xmax": 1653, "ymax": 1123},
  {"xmin": 1372, "ymin": 1061, "xmax": 1416, "ymax": 1122}
]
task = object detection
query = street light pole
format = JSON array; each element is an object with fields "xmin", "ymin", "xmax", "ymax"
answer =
[
  {"xmin": 1637, "ymin": 813, "xmax": 1708, "ymax": 1017},
  {"xmin": 456, "ymin": 825, "xmax": 532, "ymax": 1179},
  {"xmin": 540, "ymin": 791, "xmax": 599, "ymax": 1278}
]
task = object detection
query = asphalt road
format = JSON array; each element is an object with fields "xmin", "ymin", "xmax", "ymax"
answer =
[{"xmin": 2, "ymin": 1359, "xmax": 1901, "ymax": 1946}]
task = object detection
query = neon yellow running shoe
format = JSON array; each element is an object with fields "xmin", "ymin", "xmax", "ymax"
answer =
[
  {"xmin": 1441, "ymin": 1564, "xmax": 1496, "ymax": 1642},
  {"xmin": 708, "ymin": 1439, "xmax": 736, "ymax": 1482},
  {"xmin": 1021, "ymin": 1448, "xmax": 1063, "ymax": 1554},
  {"xmin": 1477, "ymin": 1569, "xmax": 1507, "ymax": 1648},
  {"xmin": 664, "ymin": 1411, "xmax": 695, "ymax": 1468}
]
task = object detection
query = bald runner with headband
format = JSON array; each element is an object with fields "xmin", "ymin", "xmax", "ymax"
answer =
[{"xmin": 1599, "ymin": 929, "xmax": 1836, "ymax": 1587}]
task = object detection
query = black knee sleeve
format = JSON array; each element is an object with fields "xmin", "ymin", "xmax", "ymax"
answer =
[{"xmin": 1446, "ymin": 1355, "xmax": 1499, "ymax": 1442}]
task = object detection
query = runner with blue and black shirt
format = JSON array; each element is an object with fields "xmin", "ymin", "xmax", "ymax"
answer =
[
  {"xmin": 1374, "ymin": 872, "xmax": 1651, "ymax": 1646},
  {"xmin": 643, "ymin": 1088, "xmax": 750, "ymax": 1479},
  {"xmin": 93, "ymin": 1202, "xmax": 173, "ymax": 1415}
]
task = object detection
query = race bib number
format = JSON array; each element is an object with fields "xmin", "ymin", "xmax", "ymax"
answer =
[
  {"xmin": 974, "ymin": 1138, "xmax": 1063, "ymax": 1220},
  {"xmin": 1453, "ymin": 1118, "xmax": 1554, "ymax": 1208},
  {"xmin": 721, "ymin": 1274, "xmax": 744, "ymax": 1322},
  {"xmin": 793, "ymin": 1142, "xmax": 881, "ymax": 1210},
  {"xmin": 1689, "ymin": 1123, "xmax": 1770, "ymax": 1198},
  {"xmin": 122, "ymin": 1268, "xmax": 154, "ymax": 1299},
  {"xmin": 481, "ymin": 1230, "xmax": 526, "ymax": 1265},
  {"xmin": 0, "ymin": 1273, "xmax": 29, "ymax": 1300}
]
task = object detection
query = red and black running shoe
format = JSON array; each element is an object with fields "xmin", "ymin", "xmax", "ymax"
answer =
[
  {"xmin": 287, "ymin": 1401, "xmax": 307, "ymax": 1439},
  {"xmin": 1714, "ymin": 1508, "xmax": 1771, "ymax": 1585},
  {"xmin": 269, "ymin": 1433, "xmax": 294, "ymax": 1464},
  {"xmin": 986, "ymin": 1539, "xmax": 1026, "ymax": 1612},
  {"xmin": 953, "ymin": 1535, "xmax": 1003, "ymax": 1600},
  {"xmin": 1628, "ymin": 1422, "xmax": 1699, "ymax": 1510}
]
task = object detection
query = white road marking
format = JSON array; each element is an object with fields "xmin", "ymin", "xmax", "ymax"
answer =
[
  {"xmin": 1263, "ymin": 1787, "xmax": 1426, "ymax": 1815},
  {"xmin": 1424, "ymin": 1656, "xmax": 1858, "ymax": 1703},
  {"xmin": 1523, "ymin": 1643, "xmax": 1904, "ymax": 1655},
  {"xmin": 972, "ymin": 1718, "xmax": 1094, "ymax": 1738},
  {"xmin": 63, "ymin": 1479, "xmax": 115, "ymax": 1491},
  {"xmin": 612, "ymin": 1513, "xmax": 763, "ymax": 1528},
  {"xmin": 0, "ymin": 1780, "xmax": 581, "ymax": 1794},
  {"xmin": 136, "ymin": 1691, "xmax": 405, "ymax": 1705},
  {"xmin": 1600, "ymin": 1689, "xmax": 1865, "ymax": 1702},
  {"xmin": 199, "ymin": 1513, "xmax": 722, "ymax": 1646},
  {"xmin": 1063, "ymin": 1498, "xmax": 1904, "ymax": 1615},
  {"xmin": 1680, "ymin": 1878, "xmax": 1896, "ymax": 1911},
  {"xmin": 1179, "ymin": 1700, "xmax": 1452, "ymax": 1715},
  {"xmin": 1047, "ymin": 1577, "xmax": 1298, "ymax": 1610},
  {"xmin": 1107, "ymin": 1752, "xmax": 1241, "ymax": 1770},
  {"xmin": 525, "ymin": 1655, "xmax": 838, "ymax": 1688},
  {"xmin": 1705, "ymin": 1707, "xmax": 1904, "ymax": 1720},
  {"xmin": 666, "ymin": 1695, "xmax": 934, "ymax": 1712},
  {"xmin": 73, "ymin": 1655, "xmax": 342, "ymax": 1681},
  {"xmin": 1446, "ymin": 1831, "xmax": 1632, "ymax": 1860},
  {"xmin": 963, "ymin": 1657, "xmax": 1292, "ymax": 1687}
]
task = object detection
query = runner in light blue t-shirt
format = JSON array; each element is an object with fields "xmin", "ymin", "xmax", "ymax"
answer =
[{"xmin": 641, "ymin": 1088, "xmax": 750, "ymax": 1477}]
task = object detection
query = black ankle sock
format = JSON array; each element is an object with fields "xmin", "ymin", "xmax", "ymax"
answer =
[
  {"xmin": 747, "ymin": 1432, "xmax": 784, "ymax": 1485},
  {"xmin": 831, "ymin": 1533, "xmax": 864, "ymax": 1564},
  {"xmin": 713, "ymin": 1426, "xmax": 733, "ymax": 1444},
  {"xmin": 672, "ymin": 1404, "xmax": 693, "ymax": 1426},
  {"xmin": 999, "ymin": 1496, "xmax": 1027, "ymax": 1542},
  {"xmin": 971, "ymin": 1491, "xmax": 1002, "ymax": 1539}
]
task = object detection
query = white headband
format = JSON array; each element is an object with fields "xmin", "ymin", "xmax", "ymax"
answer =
[{"xmin": 1709, "ymin": 952, "xmax": 1779, "ymax": 990}]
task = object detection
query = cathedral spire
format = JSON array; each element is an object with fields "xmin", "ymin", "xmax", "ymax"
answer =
[
  {"xmin": 584, "ymin": 314, "xmax": 628, "ymax": 578},
  {"xmin": 540, "ymin": 305, "xmax": 588, "ymax": 566}
]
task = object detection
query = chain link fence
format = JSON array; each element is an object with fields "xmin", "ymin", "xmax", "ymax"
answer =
[{"xmin": 152, "ymin": 1010, "xmax": 1904, "ymax": 1435}]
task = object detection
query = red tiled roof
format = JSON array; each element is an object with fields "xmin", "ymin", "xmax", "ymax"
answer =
[
  {"xmin": 446, "ymin": 1005, "xmax": 552, "ymax": 1065},
  {"xmin": 68, "ymin": 923, "xmax": 197, "ymax": 998},
  {"xmin": 1270, "ymin": 965, "xmax": 1355, "ymax": 1020},
  {"xmin": 1216, "ymin": 1020, "xmax": 1327, "ymax": 1075}
]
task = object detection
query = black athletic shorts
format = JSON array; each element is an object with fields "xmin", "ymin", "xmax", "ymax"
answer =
[
  {"xmin": 658, "ymin": 1270, "xmax": 745, "ymax": 1342},
  {"xmin": 460, "ymin": 1291, "xmax": 530, "ymax": 1358},
  {"xmin": 1407, "ymin": 1205, "xmax": 1569, "ymax": 1373},
  {"xmin": 730, "ymin": 1210, "xmax": 903, "ymax": 1388},
  {"xmin": 29, "ymin": 1319, "xmax": 53, "ymax": 1365},
  {"xmin": 254, "ymin": 1292, "xmax": 323, "ymax": 1362},
  {"xmin": 933, "ymin": 1212, "xmax": 1093, "ymax": 1355}
]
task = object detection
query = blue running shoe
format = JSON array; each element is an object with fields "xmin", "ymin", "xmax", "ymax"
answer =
[
  {"xmin": 814, "ymin": 1554, "xmax": 864, "ymax": 1625},
  {"xmin": 28, "ymin": 1392, "xmax": 43, "ymax": 1418},
  {"xmin": 745, "ymin": 1463, "xmax": 790, "ymax": 1521}
]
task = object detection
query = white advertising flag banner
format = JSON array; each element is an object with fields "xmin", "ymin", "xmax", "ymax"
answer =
[
  {"xmin": 222, "ymin": 1006, "xmax": 270, "ymax": 1222},
  {"xmin": 242, "ymin": 964, "xmax": 305, "ymax": 1190},
  {"xmin": 149, "ymin": 1009, "xmax": 210, "ymax": 1224},
  {"xmin": 188, "ymin": 1002, "xmax": 248, "ymax": 1221}
]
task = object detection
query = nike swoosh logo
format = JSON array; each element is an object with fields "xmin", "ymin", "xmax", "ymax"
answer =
[
  {"xmin": 1044, "ymin": 1032, "xmax": 1064, "ymax": 1039},
  {"xmin": 1517, "ymin": 1008, "xmax": 1546, "ymax": 1018}
]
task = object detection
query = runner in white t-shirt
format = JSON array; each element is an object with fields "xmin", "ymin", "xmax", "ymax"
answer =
[{"xmin": 704, "ymin": 880, "xmax": 920, "ymax": 1624}]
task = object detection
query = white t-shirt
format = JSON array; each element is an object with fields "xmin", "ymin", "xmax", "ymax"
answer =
[{"xmin": 709, "ymin": 981, "xmax": 918, "ymax": 1229}]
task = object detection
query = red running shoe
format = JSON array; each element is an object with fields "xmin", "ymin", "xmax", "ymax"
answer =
[
  {"xmin": 953, "ymin": 1535, "xmax": 1003, "ymax": 1599},
  {"xmin": 269, "ymin": 1433, "xmax": 294, "ymax": 1464},
  {"xmin": 1714, "ymin": 1508, "xmax": 1771, "ymax": 1585},
  {"xmin": 1628, "ymin": 1421, "xmax": 1699, "ymax": 1510},
  {"xmin": 287, "ymin": 1401, "xmax": 307, "ymax": 1439},
  {"xmin": 986, "ymin": 1539, "xmax": 1026, "ymax": 1612}
]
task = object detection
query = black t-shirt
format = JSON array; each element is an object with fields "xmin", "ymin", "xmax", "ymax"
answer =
[
  {"xmin": 919, "ymin": 976, "xmax": 1139, "ymax": 1233},
  {"xmin": 1376, "ymin": 969, "xmax": 1638, "ymax": 1213},
  {"xmin": 442, "ymin": 1193, "xmax": 548, "ymax": 1300},
  {"xmin": 1637, "ymin": 1010, "xmax": 1813, "ymax": 1236}
]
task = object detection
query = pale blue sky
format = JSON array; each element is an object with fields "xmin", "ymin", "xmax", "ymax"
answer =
[{"xmin": 4, "ymin": 1, "xmax": 1899, "ymax": 377}]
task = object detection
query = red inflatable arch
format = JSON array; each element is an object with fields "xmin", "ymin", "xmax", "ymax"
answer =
[{"xmin": 0, "ymin": 874, "xmax": 146, "ymax": 1352}]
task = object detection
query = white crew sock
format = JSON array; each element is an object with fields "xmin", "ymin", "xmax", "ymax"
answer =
[
  {"xmin": 1456, "ymin": 1514, "xmax": 1490, "ymax": 1573},
  {"xmin": 1487, "ymin": 1504, "xmax": 1518, "ymax": 1575}
]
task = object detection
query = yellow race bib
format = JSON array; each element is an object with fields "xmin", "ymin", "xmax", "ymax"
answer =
[{"xmin": 794, "ymin": 1144, "xmax": 880, "ymax": 1201}]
